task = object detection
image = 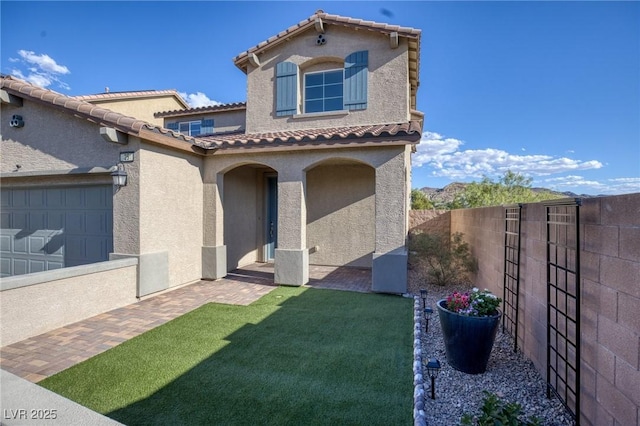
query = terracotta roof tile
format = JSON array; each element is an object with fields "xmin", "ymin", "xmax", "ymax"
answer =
[
  {"xmin": 194, "ymin": 121, "xmax": 422, "ymax": 151},
  {"xmin": 2, "ymin": 76, "xmax": 420, "ymax": 154},
  {"xmin": 233, "ymin": 10, "xmax": 421, "ymax": 110},
  {"xmin": 234, "ymin": 10, "xmax": 421, "ymax": 69},
  {"xmin": 0, "ymin": 76, "xmax": 191, "ymax": 142},
  {"xmin": 154, "ymin": 102, "xmax": 247, "ymax": 118}
]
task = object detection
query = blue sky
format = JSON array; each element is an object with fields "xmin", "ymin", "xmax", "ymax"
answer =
[{"xmin": 2, "ymin": 1, "xmax": 638, "ymax": 195}]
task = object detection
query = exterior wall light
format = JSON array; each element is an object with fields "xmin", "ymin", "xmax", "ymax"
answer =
[
  {"xmin": 426, "ymin": 358, "xmax": 441, "ymax": 399},
  {"xmin": 111, "ymin": 163, "xmax": 128, "ymax": 189},
  {"xmin": 10, "ymin": 115, "xmax": 24, "ymax": 128}
]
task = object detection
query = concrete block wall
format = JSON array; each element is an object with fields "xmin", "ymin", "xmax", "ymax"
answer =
[
  {"xmin": 579, "ymin": 194, "xmax": 640, "ymax": 426},
  {"xmin": 411, "ymin": 193, "xmax": 640, "ymax": 425},
  {"xmin": 408, "ymin": 210, "xmax": 450, "ymax": 237}
]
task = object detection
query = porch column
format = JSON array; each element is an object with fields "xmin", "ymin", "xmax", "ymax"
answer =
[
  {"xmin": 372, "ymin": 150, "xmax": 408, "ymax": 293},
  {"xmin": 274, "ymin": 170, "xmax": 309, "ymax": 285},
  {"xmin": 202, "ymin": 168, "xmax": 227, "ymax": 279}
]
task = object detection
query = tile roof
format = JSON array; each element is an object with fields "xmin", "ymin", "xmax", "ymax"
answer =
[
  {"xmin": 2, "ymin": 76, "xmax": 421, "ymax": 155},
  {"xmin": 0, "ymin": 76, "xmax": 199, "ymax": 152},
  {"xmin": 74, "ymin": 89, "xmax": 190, "ymax": 109},
  {"xmin": 154, "ymin": 102, "xmax": 247, "ymax": 118},
  {"xmin": 194, "ymin": 121, "xmax": 422, "ymax": 151},
  {"xmin": 233, "ymin": 9, "xmax": 421, "ymax": 110},
  {"xmin": 234, "ymin": 9, "xmax": 420, "ymax": 68}
]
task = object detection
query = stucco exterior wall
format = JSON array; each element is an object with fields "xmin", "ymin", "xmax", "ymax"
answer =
[
  {"xmin": 245, "ymin": 25, "xmax": 410, "ymax": 133},
  {"xmin": 87, "ymin": 96, "xmax": 185, "ymax": 126},
  {"xmin": 112, "ymin": 138, "xmax": 141, "ymax": 255},
  {"xmin": 0, "ymin": 260, "xmax": 137, "ymax": 346},
  {"xmin": 1, "ymin": 100, "xmax": 121, "ymax": 173},
  {"xmin": 203, "ymin": 144, "xmax": 409, "ymax": 289},
  {"xmin": 306, "ymin": 163, "xmax": 375, "ymax": 267},
  {"xmin": 224, "ymin": 166, "xmax": 261, "ymax": 269},
  {"xmin": 138, "ymin": 142, "xmax": 203, "ymax": 287}
]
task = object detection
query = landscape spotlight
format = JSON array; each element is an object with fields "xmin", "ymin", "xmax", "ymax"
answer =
[
  {"xmin": 424, "ymin": 306, "xmax": 434, "ymax": 333},
  {"xmin": 426, "ymin": 358, "xmax": 441, "ymax": 400},
  {"xmin": 420, "ymin": 289, "xmax": 427, "ymax": 308}
]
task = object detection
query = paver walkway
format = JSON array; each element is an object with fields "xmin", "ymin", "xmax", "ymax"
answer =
[{"xmin": 0, "ymin": 264, "xmax": 371, "ymax": 383}]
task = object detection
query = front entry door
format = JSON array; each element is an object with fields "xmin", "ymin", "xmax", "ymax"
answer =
[{"xmin": 266, "ymin": 176, "xmax": 278, "ymax": 261}]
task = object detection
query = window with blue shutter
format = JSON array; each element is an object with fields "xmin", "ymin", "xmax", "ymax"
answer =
[
  {"xmin": 344, "ymin": 50, "xmax": 368, "ymax": 111},
  {"xmin": 201, "ymin": 118, "xmax": 214, "ymax": 135},
  {"xmin": 166, "ymin": 118, "xmax": 214, "ymax": 136},
  {"xmin": 276, "ymin": 61, "xmax": 298, "ymax": 116}
]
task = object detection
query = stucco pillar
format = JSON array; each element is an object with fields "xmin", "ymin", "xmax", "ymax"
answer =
[
  {"xmin": 372, "ymin": 150, "xmax": 408, "ymax": 293},
  {"xmin": 202, "ymin": 167, "xmax": 226, "ymax": 279},
  {"xmin": 274, "ymin": 170, "xmax": 309, "ymax": 285}
]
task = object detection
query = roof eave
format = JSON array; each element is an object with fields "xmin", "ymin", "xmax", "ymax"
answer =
[
  {"xmin": 1, "ymin": 78, "xmax": 204, "ymax": 157},
  {"xmin": 205, "ymin": 136, "xmax": 419, "ymax": 155},
  {"xmin": 233, "ymin": 11, "xmax": 421, "ymax": 73}
]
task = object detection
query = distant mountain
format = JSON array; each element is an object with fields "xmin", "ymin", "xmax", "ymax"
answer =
[{"xmin": 419, "ymin": 183, "xmax": 592, "ymax": 205}]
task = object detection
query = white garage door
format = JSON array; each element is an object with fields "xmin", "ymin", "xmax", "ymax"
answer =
[{"xmin": 0, "ymin": 186, "xmax": 113, "ymax": 277}]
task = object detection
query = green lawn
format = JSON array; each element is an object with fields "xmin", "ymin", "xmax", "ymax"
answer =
[{"xmin": 39, "ymin": 287, "xmax": 413, "ymax": 425}]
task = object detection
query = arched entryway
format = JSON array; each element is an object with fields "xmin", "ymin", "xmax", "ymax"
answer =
[
  {"xmin": 223, "ymin": 163, "xmax": 278, "ymax": 270},
  {"xmin": 305, "ymin": 158, "xmax": 375, "ymax": 268}
]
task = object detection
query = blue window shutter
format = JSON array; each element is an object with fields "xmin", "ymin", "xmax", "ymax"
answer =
[
  {"xmin": 167, "ymin": 122, "xmax": 179, "ymax": 131},
  {"xmin": 201, "ymin": 118, "xmax": 214, "ymax": 134},
  {"xmin": 276, "ymin": 62, "xmax": 298, "ymax": 116},
  {"xmin": 344, "ymin": 51, "xmax": 368, "ymax": 110}
]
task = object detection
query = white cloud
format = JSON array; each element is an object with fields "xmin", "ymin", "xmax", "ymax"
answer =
[
  {"xmin": 413, "ymin": 131, "xmax": 603, "ymax": 180},
  {"xmin": 178, "ymin": 91, "xmax": 221, "ymax": 108},
  {"xmin": 9, "ymin": 50, "xmax": 70, "ymax": 90},
  {"xmin": 541, "ymin": 176, "xmax": 640, "ymax": 195},
  {"xmin": 17, "ymin": 50, "xmax": 69, "ymax": 74}
]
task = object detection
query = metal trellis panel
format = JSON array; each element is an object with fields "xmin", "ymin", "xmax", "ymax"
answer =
[
  {"xmin": 545, "ymin": 198, "xmax": 581, "ymax": 424},
  {"xmin": 502, "ymin": 204, "xmax": 522, "ymax": 352}
]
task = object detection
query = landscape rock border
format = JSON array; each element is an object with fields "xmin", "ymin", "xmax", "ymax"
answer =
[{"xmin": 411, "ymin": 283, "xmax": 576, "ymax": 426}]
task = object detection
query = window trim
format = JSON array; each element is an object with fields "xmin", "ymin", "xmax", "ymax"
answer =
[
  {"xmin": 166, "ymin": 117, "xmax": 214, "ymax": 136},
  {"xmin": 303, "ymin": 68, "xmax": 345, "ymax": 114},
  {"xmin": 274, "ymin": 50, "xmax": 368, "ymax": 117},
  {"xmin": 292, "ymin": 109, "xmax": 349, "ymax": 120}
]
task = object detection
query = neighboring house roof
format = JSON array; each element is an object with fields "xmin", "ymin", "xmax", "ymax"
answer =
[
  {"xmin": 154, "ymin": 102, "xmax": 247, "ymax": 118},
  {"xmin": 193, "ymin": 121, "xmax": 422, "ymax": 152},
  {"xmin": 0, "ymin": 76, "xmax": 202, "ymax": 154},
  {"xmin": 75, "ymin": 89, "xmax": 190, "ymax": 109},
  {"xmin": 233, "ymin": 9, "xmax": 421, "ymax": 110}
]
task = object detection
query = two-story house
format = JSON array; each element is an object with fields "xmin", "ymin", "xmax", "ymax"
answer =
[{"xmin": 0, "ymin": 10, "xmax": 422, "ymax": 305}]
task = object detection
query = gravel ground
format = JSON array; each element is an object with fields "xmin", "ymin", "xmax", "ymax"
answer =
[{"xmin": 408, "ymin": 269, "xmax": 576, "ymax": 426}]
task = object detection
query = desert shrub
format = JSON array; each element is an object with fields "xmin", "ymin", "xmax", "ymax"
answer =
[
  {"xmin": 411, "ymin": 188, "xmax": 434, "ymax": 210},
  {"xmin": 460, "ymin": 391, "xmax": 542, "ymax": 426},
  {"xmin": 409, "ymin": 231, "xmax": 477, "ymax": 286}
]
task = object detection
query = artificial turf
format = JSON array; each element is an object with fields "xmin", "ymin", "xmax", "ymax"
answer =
[{"xmin": 39, "ymin": 286, "xmax": 413, "ymax": 425}]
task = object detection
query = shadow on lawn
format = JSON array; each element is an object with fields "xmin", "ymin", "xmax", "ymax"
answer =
[{"xmin": 104, "ymin": 288, "xmax": 412, "ymax": 426}]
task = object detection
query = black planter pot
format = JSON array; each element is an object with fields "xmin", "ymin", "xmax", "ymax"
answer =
[{"xmin": 436, "ymin": 299, "xmax": 501, "ymax": 374}]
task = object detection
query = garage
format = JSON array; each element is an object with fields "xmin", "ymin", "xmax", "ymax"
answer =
[{"xmin": 0, "ymin": 185, "xmax": 113, "ymax": 277}]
